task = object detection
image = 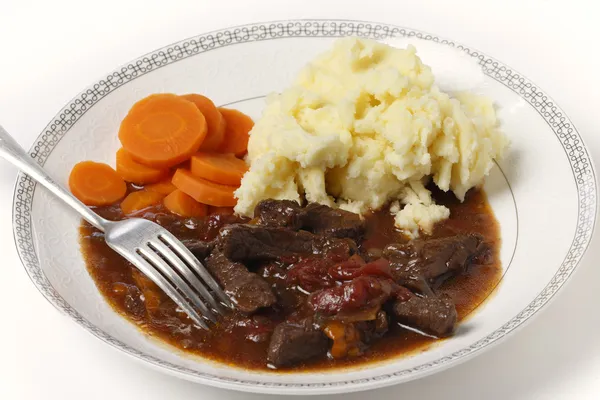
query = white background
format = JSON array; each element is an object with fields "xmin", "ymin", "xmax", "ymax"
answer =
[{"xmin": 1, "ymin": 0, "xmax": 599, "ymax": 399}]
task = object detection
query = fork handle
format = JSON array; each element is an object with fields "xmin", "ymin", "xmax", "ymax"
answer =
[{"xmin": 0, "ymin": 125, "xmax": 109, "ymax": 231}]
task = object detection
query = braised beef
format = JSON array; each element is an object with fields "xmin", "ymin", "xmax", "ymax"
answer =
[
  {"xmin": 204, "ymin": 250, "xmax": 276, "ymax": 313},
  {"xmin": 384, "ymin": 234, "xmax": 485, "ymax": 294},
  {"xmin": 302, "ymin": 203, "xmax": 365, "ymax": 239},
  {"xmin": 392, "ymin": 294, "xmax": 457, "ymax": 337},
  {"xmin": 254, "ymin": 199, "xmax": 366, "ymax": 240},
  {"xmin": 254, "ymin": 199, "xmax": 303, "ymax": 229},
  {"xmin": 181, "ymin": 239, "xmax": 214, "ymax": 260},
  {"xmin": 258, "ymin": 263, "xmax": 306, "ymax": 313},
  {"xmin": 218, "ymin": 224, "xmax": 357, "ymax": 263},
  {"xmin": 267, "ymin": 318, "xmax": 329, "ymax": 367}
]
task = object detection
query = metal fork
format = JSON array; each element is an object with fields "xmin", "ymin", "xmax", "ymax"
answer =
[{"xmin": 0, "ymin": 125, "xmax": 232, "ymax": 329}]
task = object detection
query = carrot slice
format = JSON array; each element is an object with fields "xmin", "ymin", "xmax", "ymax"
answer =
[
  {"xmin": 172, "ymin": 168, "xmax": 237, "ymax": 207},
  {"xmin": 120, "ymin": 191, "xmax": 165, "ymax": 215},
  {"xmin": 190, "ymin": 152, "xmax": 248, "ymax": 186},
  {"xmin": 69, "ymin": 161, "xmax": 126, "ymax": 206},
  {"xmin": 209, "ymin": 206, "xmax": 234, "ymax": 215},
  {"xmin": 116, "ymin": 148, "xmax": 169, "ymax": 184},
  {"xmin": 164, "ymin": 189, "xmax": 208, "ymax": 217},
  {"xmin": 119, "ymin": 93, "xmax": 207, "ymax": 168},
  {"xmin": 181, "ymin": 94, "xmax": 226, "ymax": 152},
  {"xmin": 218, "ymin": 108, "xmax": 253, "ymax": 156},
  {"xmin": 144, "ymin": 178, "xmax": 176, "ymax": 195}
]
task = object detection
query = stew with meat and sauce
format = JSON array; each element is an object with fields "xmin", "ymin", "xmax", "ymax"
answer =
[{"xmin": 80, "ymin": 186, "xmax": 501, "ymax": 370}]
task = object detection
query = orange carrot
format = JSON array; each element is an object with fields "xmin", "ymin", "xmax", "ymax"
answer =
[
  {"xmin": 163, "ymin": 189, "xmax": 208, "ymax": 217},
  {"xmin": 69, "ymin": 161, "xmax": 126, "ymax": 206},
  {"xmin": 144, "ymin": 178, "xmax": 176, "ymax": 195},
  {"xmin": 181, "ymin": 94, "xmax": 226, "ymax": 152},
  {"xmin": 116, "ymin": 148, "xmax": 169, "ymax": 184},
  {"xmin": 190, "ymin": 152, "xmax": 248, "ymax": 186},
  {"xmin": 118, "ymin": 93, "xmax": 207, "ymax": 168},
  {"xmin": 209, "ymin": 206, "xmax": 235, "ymax": 215},
  {"xmin": 120, "ymin": 191, "xmax": 165, "ymax": 215},
  {"xmin": 172, "ymin": 168, "xmax": 237, "ymax": 207},
  {"xmin": 217, "ymin": 107, "xmax": 253, "ymax": 156}
]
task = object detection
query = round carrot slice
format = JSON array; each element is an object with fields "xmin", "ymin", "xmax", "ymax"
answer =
[
  {"xmin": 119, "ymin": 93, "xmax": 207, "ymax": 168},
  {"xmin": 144, "ymin": 178, "xmax": 176, "ymax": 195},
  {"xmin": 120, "ymin": 191, "xmax": 165, "ymax": 215},
  {"xmin": 181, "ymin": 94, "xmax": 226, "ymax": 152},
  {"xmin": 69, "ymin": 161, "xmax": 127, "ymax": 206},
  {"xmin": 218, "ymin": 107, "xmax": 253, "ymax": 156},
  {"xmin": 190, "ymin": 152, "xmax": 248, "ymax": 186},
  {"xmin": 164, "ymin": 189, "xmax": 208, "ymax": 217},
  {"xmin": 116, "ymin": 148, "xmax": 169, "ymax": 184},
  {"xmin": 172, "ymin": 168, "xmax": 237, "ymax": 207}
]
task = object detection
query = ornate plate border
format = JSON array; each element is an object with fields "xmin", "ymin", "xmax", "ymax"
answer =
[{"xmin": 11, "ymin": 19, "xmax": 598, "ymax": 393}]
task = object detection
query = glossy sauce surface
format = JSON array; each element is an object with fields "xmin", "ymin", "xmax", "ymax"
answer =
[{"xmin": 80, "ymin": 188, "xmax": 501, "ymax": 371}]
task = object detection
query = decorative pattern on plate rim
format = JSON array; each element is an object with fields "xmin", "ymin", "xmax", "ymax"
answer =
[{"xmin": 11, "ymin": 19, "xmax": 598, "ymax": 390}]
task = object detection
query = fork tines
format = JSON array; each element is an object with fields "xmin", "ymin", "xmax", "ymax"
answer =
[{"xmin": 129, "ymin": 231, "xmax": 232, "ymax": 329}]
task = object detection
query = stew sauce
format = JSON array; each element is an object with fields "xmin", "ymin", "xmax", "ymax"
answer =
[{"xmin": 80, "ymin": 187, "xmax": 501, "ymax": 371}]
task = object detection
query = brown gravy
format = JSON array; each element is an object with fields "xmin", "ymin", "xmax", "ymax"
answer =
[{"xmin": 80, "ymin": 188, "xmax": 501, "ymax": 371}]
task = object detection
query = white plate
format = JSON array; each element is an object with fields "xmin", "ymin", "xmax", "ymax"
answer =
[{"xmin": 11, "ymin": 19, "xmax": 598, "ymax": 395}]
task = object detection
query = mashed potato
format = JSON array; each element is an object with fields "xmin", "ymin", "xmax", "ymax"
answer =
[{"xmin": 234, "ymin": 37, "xmax": 508, "ymax": 237}]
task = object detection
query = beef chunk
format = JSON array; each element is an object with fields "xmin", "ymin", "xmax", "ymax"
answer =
[
  {"xmin": 204, "ymin": 250, "xmax": 276, "ymax": 313},
  {"xmin": 253, "ymin": 199, "xmax": 366, "ymax": 240},
  {"xmin": 392, "ymin": 294, "xmax": 457, "ymax": 337},
  {"xmin": 384, "ymin": 234, "xmax": 485, "ymax": 294},
  {"xmin": 254, "ymin": 199, "xmax": 303, "ymax": 229},
  {"xmin": 219, "ymin": 224, "xmax": 357, "ymax": 263},
  {"xmin": 302, "ymin": 203, "xmax": 365, "ymax": 239},
  {"xmin": 384, "ymin": 257, "xmax": 432, "ymax": 295},
  {"xmin": 181, "ymin": 239, "xmax": 214, "ymax": 260},
  {"xmin": 267, "ymin": 318, "xmax": 329, "ymax": 367}
]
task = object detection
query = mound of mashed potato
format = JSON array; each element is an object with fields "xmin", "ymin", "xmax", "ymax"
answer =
[{"xmin": 234, "ymin": 37, "xmax": 508, "ymax": 237}]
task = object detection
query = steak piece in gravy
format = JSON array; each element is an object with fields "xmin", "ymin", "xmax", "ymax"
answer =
[
  {"xmin": 254, "ymin": 199, "xmax": 366, "ymax": 240},
  {"xmin": 181, "ymin": 238, "xmax": 214, "ymax": 260},
  {"xmin": 254, "ymin": 199, "xmax": 304, "ymax": 229},
  {"xmin": 302, "ymin": 203, "xmax": 366, "ymax": 240},
  {"xmin": 218, "ymin": 224, "xmax": 357, "ymax": 263},
  {"xmin": 267, "ymin": 318, "xmax": 330, "ymax": 367},
  {"xmin": 204, "ymin": 250, "xmax": 276, "ymax": 313},
  {"xmin": 392, "ymin": 294, "xmax": 457, "ymax": 337},
  {"xmin": 384, "ymin": 234, "xmax": 485, "ymax": 294}
]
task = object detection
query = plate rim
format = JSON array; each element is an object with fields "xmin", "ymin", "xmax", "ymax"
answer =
[{"xmin": 10, "ymin": 18, "xmax": 599, "ymax": 394}]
